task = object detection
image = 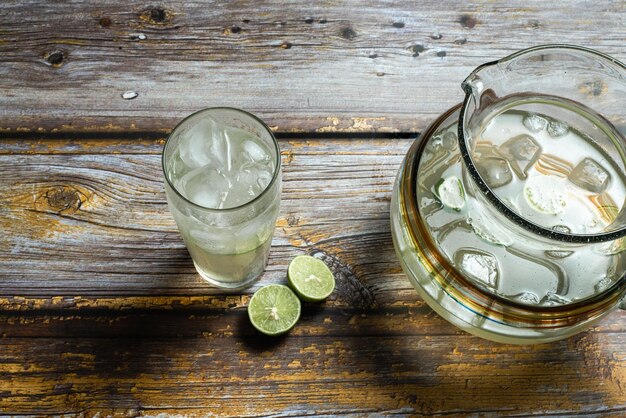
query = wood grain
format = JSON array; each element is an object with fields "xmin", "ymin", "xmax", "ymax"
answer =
[
  {"xmin": 2, "ymin": 0, "xmax": 626, "ymax": 415},
  {"xmin": 1, "ymin": 134, "xmax": 626, "ymax": 416},
  {"xmin": 0, "ymin": 136, "xmax": 410, "ymax": 307},
  {"xmin": 1, "ymin": 308, "xmax": 626, "ymax": 416},
  {"xmin": 1, "ymin": 0, "xmax": 625, "ymax": 133}
]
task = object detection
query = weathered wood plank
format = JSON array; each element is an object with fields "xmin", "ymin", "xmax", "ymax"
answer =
[
  {"xmin": 2, "ymin": 1, "xmax": 626, "ymax": 415},
  {"xmin": 1, "ymin": 0, "xmax": 624, "ymax": 133},
  {"xmin": 0, "ymin": 327, "xmax": 625, "ymax": 415},
  {"xmin": 0, "ymin": 136, "xmax": 410, "ymax": 309},
  {"xmin": 1, "ymin": 301, "xmax": 625, "ymax": 338}
]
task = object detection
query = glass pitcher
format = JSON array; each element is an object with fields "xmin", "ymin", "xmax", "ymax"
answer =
[{"xmin": 391, "ymin": 45, "xmax": 626, "ymax": 344}]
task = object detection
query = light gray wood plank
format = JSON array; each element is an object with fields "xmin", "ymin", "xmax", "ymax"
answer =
[{"xmin": 1, "ymin": 0, "xmax": 624, "ymax": 133}]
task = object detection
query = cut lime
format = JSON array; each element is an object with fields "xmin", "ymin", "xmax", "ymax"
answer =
[
  {"xmin": 523, "ymin": 176, "xmax": 566, "ymax": 215},
  {"xmin": 248, "ymin": 284, "xmax": 301, "ymax": 336},
  {"xmin": 288, "ymin": 255, "xmax": 335, "ymax": 302},
  {"xmin": 435, "ymin": 176, "xmax": 465, "ymax": 211}
]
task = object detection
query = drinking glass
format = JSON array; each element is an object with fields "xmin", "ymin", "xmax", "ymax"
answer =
[{"xmin": 162, "ymin": 108, "xmax": 282, "ymax": 289}]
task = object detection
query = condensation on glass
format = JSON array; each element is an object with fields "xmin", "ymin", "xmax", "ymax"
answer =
[{"xmin": 162, "ymin": 108, "xmax": 281, "ymax": 289}]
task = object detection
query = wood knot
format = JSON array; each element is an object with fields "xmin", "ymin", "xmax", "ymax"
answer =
[
  {"xmin": 38, "ymin": 186, "xmax": 86, "ymax": 214},
  {"xmin": 139, "ymin": 7, "xmax": 172, "ymax": 25},
  {"xmin": 44, "ymin": 50, "xmax": 66, "ymax": 67},
  {"xmin": 47, "ymin": 188, "xmax": 82, "ymax": 212},
  {"xmin": 459, "ymin": 14, "xmax": 478, "ymax": 28},
  {"xmin": 99, "ymin": 16, "xmax": 112, "ymax": 28},
  {"xmin": 149, "ymin": 7, "xmax": 166, "ymax": 22},
  {"xmin": 223, "ymin": 25, "xmax": 242, "ymax": 35},
  {"xmin": 339, "ymin": 26, "xmax": 357, "ymax": 40}
]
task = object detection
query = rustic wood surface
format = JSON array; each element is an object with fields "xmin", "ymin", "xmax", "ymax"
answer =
[
  {"xmin": 1, "ymin": 0, "xmax": 625, "ymax": 134},
  {"xmin": 1, "ymin": 0, "xmax": 626, "ymax": 416}
]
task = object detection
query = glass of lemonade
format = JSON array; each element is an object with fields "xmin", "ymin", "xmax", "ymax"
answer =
[
  {"xmin": 391, "ymin": 45, "xmax": 626, "ymax": 343},
  {"xmin": 162, "ymin": 108, "xmax": 281, "ymax": 289}
]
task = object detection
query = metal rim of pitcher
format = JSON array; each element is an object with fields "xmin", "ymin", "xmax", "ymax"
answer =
[{"xmin": 457, "ymin": 44, "xmax": 626, "ymax": 244}]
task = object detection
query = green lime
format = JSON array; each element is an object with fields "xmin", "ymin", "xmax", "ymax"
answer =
[
  {"xmin": 435, "ymin": 176, "xmax": 465, "ymax": 211},
  {"xmin": 523, "ymin": 176, "xmax": 566, "ymax": 215},
  {"xmin": 287, "ymin": 255, "xmax": 335, "ymax": 302},
  {"xmin": 248, "ymin": 284, "xmax": 301, "ymax": 336}
]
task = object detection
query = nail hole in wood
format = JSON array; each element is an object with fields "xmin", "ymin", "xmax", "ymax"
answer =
[{"xmin": 392, "ymin": 21, "xmax": 405, "ymax": 28}]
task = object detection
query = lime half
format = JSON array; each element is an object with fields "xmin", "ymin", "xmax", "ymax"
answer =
[
  {"xmin": 288, "ymin": 255, "xmax": 335, "ymax": 302},
  {"xmin": 248, "ymin": 284, "xmax": 301, "ymax": 336},
  {"xmin": 435, "ymin": 176, "xmax": 465, "ymax": 211}
]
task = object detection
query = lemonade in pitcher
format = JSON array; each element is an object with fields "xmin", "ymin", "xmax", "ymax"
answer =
[
  {"xmin": 391, "ymin": 46, "xmax": 626, "ymax": 343},
  {"xmin": 420, "ymin": 97, "xmax": 626, "ymax": 308}
]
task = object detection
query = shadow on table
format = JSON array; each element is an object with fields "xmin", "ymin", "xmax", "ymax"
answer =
[
  {"xmin": 5, "ymin": 211, "xmax": 621, "ymax": 414},
  {"xmin": 280, "ymin": 211, "xmax": 621, "ymax": 414}
]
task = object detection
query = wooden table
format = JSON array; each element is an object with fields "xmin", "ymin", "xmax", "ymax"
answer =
[{"xmin": 1, "ymin": 1, "xmax": 625, "ymax": 415}]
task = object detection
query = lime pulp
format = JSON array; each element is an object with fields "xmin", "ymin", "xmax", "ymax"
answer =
[
  {"xmin": 248, "ymin": 284, "xmax": 301, "ymax": 336},
  {"xmin": 287, "ymin": 255, "xmax": 335, "ymax": 302}
]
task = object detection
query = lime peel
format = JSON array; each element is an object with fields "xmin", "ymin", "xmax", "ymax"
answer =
[{"xmin": 288, "ymin": 255, "xmax": 336, "ymax": 302}]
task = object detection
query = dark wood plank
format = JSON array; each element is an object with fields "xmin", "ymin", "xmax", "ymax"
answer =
[
  {"xmin": 0, "ymin": 315, "xmax": 625, "ymax": 415},
  {"xmin": 1, "ymin": 0, "xmax": 624, "ymax": 133}
]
